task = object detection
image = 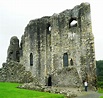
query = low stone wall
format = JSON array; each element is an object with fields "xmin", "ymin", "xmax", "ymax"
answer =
[
  {"xmin": 0, "ymin": 61, "xmax": 33, "ymax": 83},
  {"xmin": 18, "ymin": 82, "xmax": 80, "ymax": 98}
]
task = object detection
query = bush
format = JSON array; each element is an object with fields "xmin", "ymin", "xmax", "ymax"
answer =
[
  {"xmin": 97, "ymin": 76, "xmax": 103, "ymax": 81},
  {"xmin": 97, "ymin": 81, "xmax": 103, "ymax": 88}
]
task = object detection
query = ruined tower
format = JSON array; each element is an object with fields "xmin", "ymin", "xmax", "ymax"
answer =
[
  {"xmin": 19, "ymin": 2, "xmax": 96, "ymax": 88},
  {"xmin": 1, "ymin": 2, "xmax": 96, "ymax": 89}
]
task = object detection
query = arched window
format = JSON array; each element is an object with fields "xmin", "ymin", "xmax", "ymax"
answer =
[
  {"xmin": 30, "ymin": 53, "xmax": 33, "ymax": 66},
  {"xmin": 63, "ymin": 53, "xmax": 68, "ymax": 67},
  {"xmin": 69, "ymin": 18, "xmax": 77, "ymax": 28}
]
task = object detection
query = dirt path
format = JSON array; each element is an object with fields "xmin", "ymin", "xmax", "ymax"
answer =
[{"xmin": 75, "ymin": 91, "xmax": 103, "ymax": 98}]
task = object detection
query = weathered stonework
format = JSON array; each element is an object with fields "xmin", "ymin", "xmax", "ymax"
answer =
[
  {"xmin": 7, "ymin": 36, "xmax": 20, "ymax": 62},
  {"xmin": 0, "ymin": 61, "xmax": 33, "ymax": 83},
  {"xmin": 0, "ymin": 2, "xmax": 96, "ymax": 90}
]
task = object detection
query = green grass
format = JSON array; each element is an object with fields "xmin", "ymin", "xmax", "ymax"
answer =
[
  {"xmin": 0, "ymin": 82, "xmax": 65, "ymax": 98},
  {"xmin": 98, "ymin": 88, "xmax": 103, "ymax": 93},
  {"xmin": 98, "ymin": 88, "xmax": 103, "ymax": 98}
]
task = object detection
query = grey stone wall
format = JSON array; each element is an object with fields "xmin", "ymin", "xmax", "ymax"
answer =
[
  {"xmin": 0, "ymin": 61, "xmax": 33, "ymax": 83},
  {"xmin": 51, "ymin": 67, "xmax": 81, "ymax": 87},
  {"xmin": 7, "ymin": 36, "xmax": 20, "ymax": 62},
  {"xmin": 20, "ymin": 17, "xmax": 51, "ymax": 85}
]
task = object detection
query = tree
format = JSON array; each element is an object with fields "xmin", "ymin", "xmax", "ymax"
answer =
[{"xmin": 96, "ymin": 60, "xmax": 103, "ymax": 88}]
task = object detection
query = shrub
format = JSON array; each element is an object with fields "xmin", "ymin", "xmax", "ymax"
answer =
[{"xmin": 97, "ymin": 81, "xmax": 103, "ymax": 88}]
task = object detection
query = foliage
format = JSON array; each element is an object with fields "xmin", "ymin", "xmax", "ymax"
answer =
[
  {"xmin": 0, "ymin": 82, "xmax": 65, "ymax": 98},
  {"xmin": 97, "ymin": 81, "xmax": 103, "ymax": 88},
  {"xmin": 96, "ymin": 60, "xmax": 103, "ymax": 76},
  {"xmin": 96, "ymin": 60, "xmax": 103, "ymax": 88}
]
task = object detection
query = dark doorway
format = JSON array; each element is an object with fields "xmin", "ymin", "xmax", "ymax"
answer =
[
  {"xmin": 63, "ymin": 53, "xmax": 68, "ymax": 67},
  {"xmin": 48, "ymin": 75, "xmax": 52, "ymax": 86}
]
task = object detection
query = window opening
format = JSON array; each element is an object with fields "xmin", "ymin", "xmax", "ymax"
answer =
[
  {"xmin": 49, "ymin": 26, "xmax": 51, "ymax": 31},
  {"xmin": 20, "ymin": 42, "xmax": 23, "ymax": 56},
  {"xmin": 69, "ymin": 18, "xmax": 77, "ymax": 28},
  {"xmin": 11, "ymin": 73, "xmax": 14, "ymax": 75},
  {"xmin": 70, "ymin": 58, "xmax": 73, "ymax": 65},
  {"xmin": 8, "ymin": 51, "xmax": 13, "ymax": 60},
  {"xmin": 46, "ymin": 23, "xmax": 51, "ymax": 34},
  {"xmin": 63, "ymin": 53, "xmax": 68, "ymax": 67},
  {"xmin": 30, "ymin": 53, "xmax": 33, "ymax": 66},
  {"xmin": 9, "ymin": 51, "xmax": 13, "ymax": 56},
  {"xmin": 16, "ymin": 51, "xmax": 20, "ymax": 62}
]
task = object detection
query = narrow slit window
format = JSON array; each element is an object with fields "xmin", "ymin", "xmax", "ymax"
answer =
[
  {"xmin": 20, "ymin": 43, "xmax": 23, "ymax": 56},
  {"xmin": 63, "ymin": 53, "xmax": 68, "ymax": 67},
  {"xmin": 70, "ymin": 58, "xmax": 73, "ymax": 65},
  {"xmin": 30, "ymin": 53, "xmax": 33, "ymax": 66},
  {"xmin": 16, "ymin": 51, "xmax": 20, "ymax": 62}
]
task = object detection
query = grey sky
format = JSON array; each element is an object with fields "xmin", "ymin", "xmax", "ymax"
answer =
[{"xmin": 0, "ymin": 0, "xmax": 103, "ymax": 68}]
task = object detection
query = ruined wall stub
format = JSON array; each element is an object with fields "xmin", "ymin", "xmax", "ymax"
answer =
[{"xmin": 7, "ymin": 36, "xmax": 20, "ymax": 62}]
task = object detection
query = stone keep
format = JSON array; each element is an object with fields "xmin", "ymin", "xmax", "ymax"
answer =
[{"xmin": 6, "ymin": 3, "xmax": 96, "ymax": 88}]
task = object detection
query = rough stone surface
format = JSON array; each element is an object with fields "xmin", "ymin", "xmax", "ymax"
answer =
[
  {"xmin": 7, "ymin": 36, "xmax": 20, "ymax": 62},
  {"xmin": 18, "ymin": 83, "xmax": 79, "ymax": 98},
  {"xmin": 0, "ymin": 61, "xmax": 33, "ymax": 83},
  {"xmin": 51, "ymin": 67, "xmax": 81, "ymax": 87},
  {"xmin": 19, "ymin": 2, "xmax": 96, "ymax": 88},
  {"xmin": 0, "ymin": 2, "xmax": 96, "ymax": 93}
]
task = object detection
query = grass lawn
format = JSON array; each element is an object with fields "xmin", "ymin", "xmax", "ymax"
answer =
[
  {"xmin": 98, "ymin": 88, "xmax": 103, "ymax": 98},
  {"xmin": 0, "ymin": 82, "xmax": 65, "ymax": 98}
]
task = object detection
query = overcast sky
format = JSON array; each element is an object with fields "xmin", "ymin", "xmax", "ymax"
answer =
[{"xmin": 0, "ymin": 0, "xmax": 103, "ymax": 68}]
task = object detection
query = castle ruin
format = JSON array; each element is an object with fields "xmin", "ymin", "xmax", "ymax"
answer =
[{"xmin": 0, "ymin": 3, "xmax": 96, "ymax": 89}]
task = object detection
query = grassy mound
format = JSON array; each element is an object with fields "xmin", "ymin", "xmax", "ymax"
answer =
[{"xmin": 0, "ymin": 82, "xmax": 65, "ymax": 98}]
